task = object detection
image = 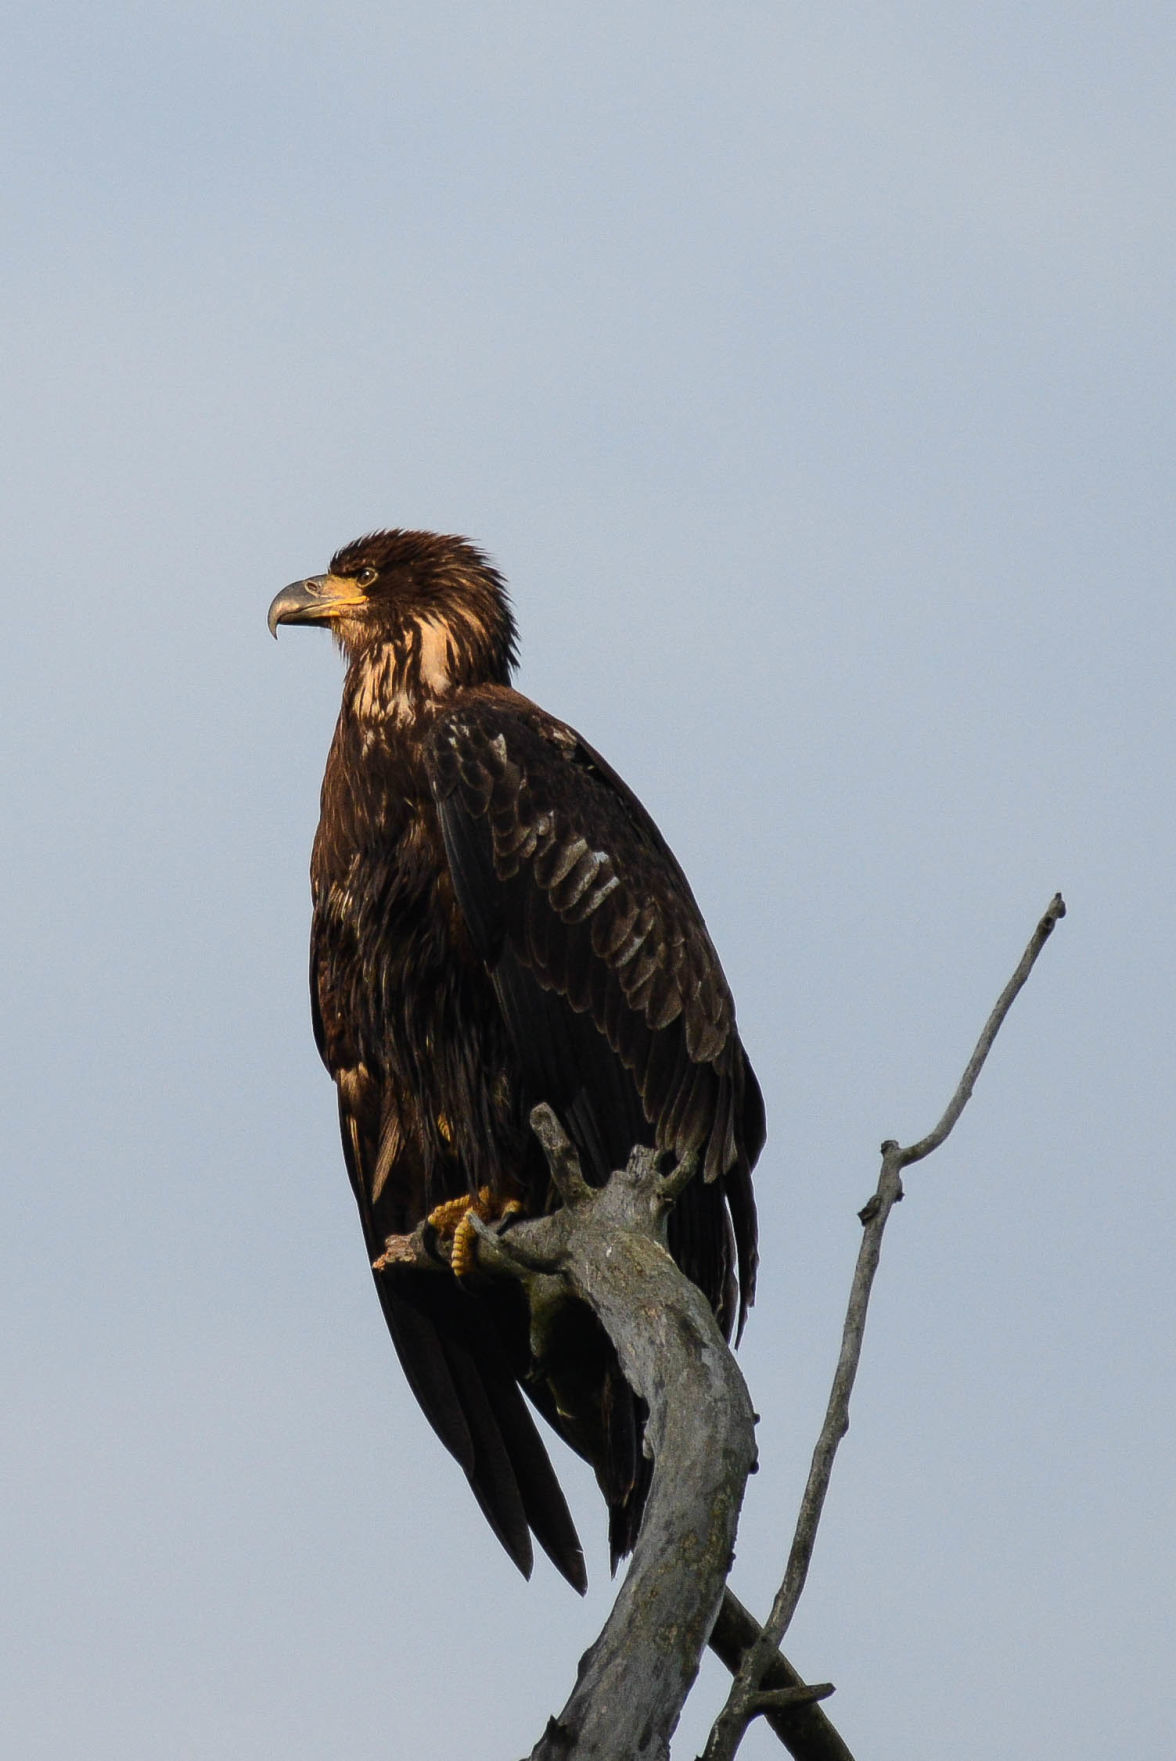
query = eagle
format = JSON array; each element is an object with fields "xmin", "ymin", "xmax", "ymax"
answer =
[{"xmin": 268, "ymin": 529, "xmax": 765, "ymax": 1590}]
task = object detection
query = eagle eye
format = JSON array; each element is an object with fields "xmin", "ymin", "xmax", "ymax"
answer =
[{"xmin": 356, "ymin": 566, "xmax": 378, "ymax": 589}]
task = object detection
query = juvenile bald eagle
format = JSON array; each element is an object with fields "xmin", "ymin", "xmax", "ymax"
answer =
[{"xmin": 269, "ymin": 530, "xmax": 764, "ymax": 1589}]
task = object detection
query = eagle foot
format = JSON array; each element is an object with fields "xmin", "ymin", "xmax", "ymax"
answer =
[
  {"xmin": 426, "ymin": 1188, "xmax": 526, "ymax": 1279},
  {"xmin": 426, "ymin": 1192, "xmax": 485, "ymax": 1236}
]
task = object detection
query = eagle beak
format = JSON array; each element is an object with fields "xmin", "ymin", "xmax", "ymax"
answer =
[{"xmin": 267, "ymin": 573, "xmax": 366, "ymax": 637}]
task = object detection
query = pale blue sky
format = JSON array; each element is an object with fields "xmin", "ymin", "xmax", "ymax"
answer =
[{"xmin": 3, "ymin": 5, "xmax": 1173, "ymax": 1757}]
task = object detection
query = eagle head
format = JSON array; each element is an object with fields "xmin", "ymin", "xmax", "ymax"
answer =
[{"xmin": 267, "ymin": 528, "xmax": 519, "ymax": 692}]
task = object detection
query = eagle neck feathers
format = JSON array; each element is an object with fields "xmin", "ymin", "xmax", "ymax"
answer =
[{"xmin": 344, "ymin": 608, "xmax": 514, "ymax": 730}]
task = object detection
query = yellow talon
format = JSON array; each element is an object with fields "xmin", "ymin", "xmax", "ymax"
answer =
[
  {"xmin": 426, "ymin": 1193, "xmax": 478, "ymax": 1234},
  {"xmin": 451, "ymin": 1210, "xmax": 479, "ymax": 1279},
  {"xmin": 426, "ymin": 1186, "xmax": 524, "ymax": 1279}
]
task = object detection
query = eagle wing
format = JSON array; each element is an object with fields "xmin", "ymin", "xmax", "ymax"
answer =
[
  {"xmin": 311, "ymin": 894, "xmax": 588, "ymax": 1592},
  {"xmin": 426, "ymin": 691, "xmax": 764, "ymax": 1338}
]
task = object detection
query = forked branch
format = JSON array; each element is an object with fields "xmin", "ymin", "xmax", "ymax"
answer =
[
  {"xmin": 379, "ymin": 1159, "xmax": 852, "ymax": 1758},
  {"xmin": 381, "ymin": 1117, "xmax": 763, "ymax": 1760}
]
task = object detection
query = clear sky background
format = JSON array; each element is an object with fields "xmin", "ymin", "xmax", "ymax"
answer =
[{"xmin": 3, "ymin": 4, "xmax": 1173, "ymax": 1757}]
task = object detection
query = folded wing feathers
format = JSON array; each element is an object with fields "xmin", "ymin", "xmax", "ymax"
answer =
[
  {"xmin": 546, "ymin": 833, "xmax": 590, "ymax": 890},
  {"xmin": 593, "ymin": 891, "xmax": 639, "ymax": 960},
  {"xmin": 438, "ymin": 708, "xmax": 745, "ymax": 1182}
]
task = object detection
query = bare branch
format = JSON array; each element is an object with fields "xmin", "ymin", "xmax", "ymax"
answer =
[
  {"xmin": 504, "ymin": 1118, "xmax": 759, "ymax": 1761},
  {"xmin": 376, "ymin": 1196, "xmax": 858, "ymax": 1760},
  {"xmin": 528, "ymin": 1104, "xmax": 595, "ymax": 1205},
  {"xmin": 709, "ymin": 1591, "xmax": 856, "ymax": 1761},
  {"xmin": 659, "ymin": 1146, "xmax": 702, "ymax": 1205},
  {"xmin": 370, "ymin": 1220, "xmax": 435, "ymax": 1272},
  {"xmin": 377, "ymin": 1106, "xmax": 759, "ymax": 1760},
  {"xmin": 702, "ymin": 894, "xmax": 1066, "ymax": 1761},
  {"xmin": 898, "ymin": 891, "xmax": 1066, "ymax": 1170},
  {"xmin": 750, "ymin": 1685, "xmax": 835, "ymax": 1715}
]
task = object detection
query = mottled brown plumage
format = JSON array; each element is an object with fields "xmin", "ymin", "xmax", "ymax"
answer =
[{"xmin": 269, "ymin": 529, "xmax": 765, "ymax": 1587}]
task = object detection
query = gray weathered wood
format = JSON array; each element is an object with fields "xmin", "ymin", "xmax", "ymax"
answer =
[
  {"xmin": 465, "ymin": 1108, "xmax": 759, "ymax": 1761},
  {"xmin": 378, "ymin": 1124, "xmax": 853, "ymax": 1761},
  {"xmin": 709, "ymin": 1592, "xmax": 854, "ymax": 1761}
]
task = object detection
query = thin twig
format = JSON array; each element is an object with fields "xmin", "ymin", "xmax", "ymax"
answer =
[
  {"xmin": 707, "ymin": 1591, "xmax": 855, "ymax": 1753},
  {"xmin": 709, "ymin": 1591, "xmax": 856, "ymax": 1761},
  {"xmin": 750, "ymin": 1686, "xmax": 835, "ymax": 1714},
  {"xmin": 702, "ymin": 893, "xmax": 1066, "ymax": 1761},
  {"xmin": 897, "ymin": 892, "xmax": 1067, "ymax": 1170}
]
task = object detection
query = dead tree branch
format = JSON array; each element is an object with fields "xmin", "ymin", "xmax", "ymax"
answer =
[
  {"xmin": 708, "ymin": 1592, "xmax": 855, "ymax": 1761},
  {"xmin": 485, "ymin": 1108, "xmax": 757, "ymax": 1761},
  {"xmin": 376, "ymin": 1106, "xmax": 759, "ymax": 1760},
  {"xmin": 379, "ymin": 1158, "xmax": 854, "ymax": 1761},
  {"xmin": 702, "ymin": 892, "xmax": 1067, "ymax": 1761}
]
